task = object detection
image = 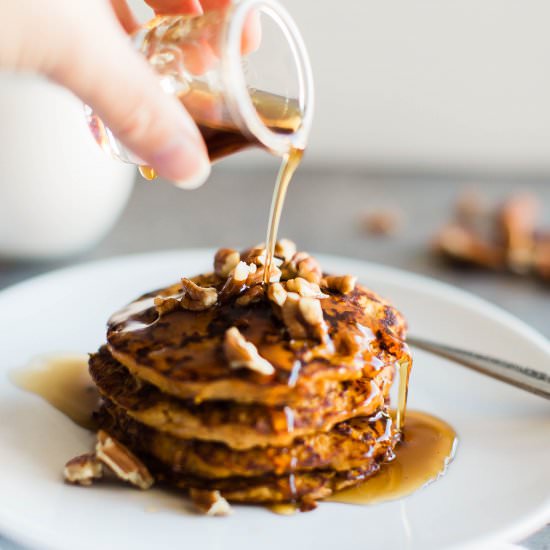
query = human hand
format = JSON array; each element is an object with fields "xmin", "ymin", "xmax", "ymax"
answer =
[{"xmin": 0, "ymin": 0, "xmax": 256, "ymax": 188}]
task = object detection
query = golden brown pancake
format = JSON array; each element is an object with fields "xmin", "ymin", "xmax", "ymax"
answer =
[
  {"xmin": 98, "ymin": 401, "xmax": 398, "ymax": 479},
  {"xmin": 90, "ymin": 346, "xmax": 394, "ymax": 449},
  {"xmin": 79, "ymin": 243, "xmax": 412, "ymax": 508},
  {"xmin": 106, "ymin": 277, "xmax": 407, "ymax": 406}
]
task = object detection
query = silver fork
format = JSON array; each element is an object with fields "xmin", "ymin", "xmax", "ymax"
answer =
[{"xmin": 407, "ymin": 336, "xmax": 550, "ymax": 400}]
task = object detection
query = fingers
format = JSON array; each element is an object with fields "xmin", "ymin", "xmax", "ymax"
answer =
[
  {"xmin": 52, "ymin": 13, "xmax": 210, "ymax": 188},
  {"xmin": 110, "ymin": 0, "xmax": 140, "ymax": 34},
  {"xmin": 144, "ymin": 0, "xmax": 203, "ymax": 15}
]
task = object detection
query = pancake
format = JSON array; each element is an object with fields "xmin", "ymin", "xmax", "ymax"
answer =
[
  {"xmin": 90, "ymin": 346, "xmax": 394, "ymax": 449},
  {"xmin": 98, "ymin": 401, "xmax": 398, "ymax": 479},
  {"xmin": 65, "ymin": 243, "xmax": 411, "ymax": 510},
  {"xmin": 106, "ymin": 273, "xmax": 407, "ymax": 406},
  {"xmin": 165, "ymin": 465, "xmax": 382, "ymax": 504}
]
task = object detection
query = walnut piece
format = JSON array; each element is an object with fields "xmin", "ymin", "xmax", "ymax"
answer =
[
  {"xmin": 267, "ymin": 282, "xmax": 288, "ymax": 307},
  {"xmin": 220, "ymin": 261, "xmax": 257, "ymax": 300},
  {"xmin": 281, "ymin": 293, "xmax": 328, "ymax": 342},
  {"xmin": 435, "ymin": 224, "xmax": 504, "ymax": 269},
  {"xmin": 224, "ymin": 327, "xmax": 275, "ymax": 376},
  {"xmin": 154, "ymin": 295, "xmax": 180, "ymax": 315},
  {"xmin": 275, "ymin": 239, "xmax": 297, "ymax": 262},
  {"xmin": 96, "ymin": 430, "xmax": 154, "ymax": 490},
  {"xmin": 362, "ymin": 208, "xmax": 402, "ymax": 236},
  {"xmin": 321, "ymin": 275, "xmax": 357, "ymax": 295},
  {"xmin": 180, "ymin": 278, "xmax": 218, "ymax": 311},
  {"xmin": 190, "ymin": 489, "xmax": 232, "ymax": 516},
  {"xmin": 235, "ymin": 285, "xmax": 265, "ymax": 306},
  {"xmin": 286, "ymin": 277, "xmax": 328, "ymax": 298},
  {"xmin": 500, "ymin": 194, "xmax": 540, "ymax": 274},
  {"xmin": 63, "ymin": 453, "xmax": 103, "ymax": 486},
  {"xmin": 214, "ymin": 248, "xmax": 240, "ymax": 278}
]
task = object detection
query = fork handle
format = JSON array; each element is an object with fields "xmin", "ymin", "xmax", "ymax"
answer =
[{"xmin": 408, "ymin": 336, "xmax": 550, "ymax": 400}]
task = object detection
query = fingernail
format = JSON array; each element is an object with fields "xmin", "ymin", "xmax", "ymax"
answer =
[
  {"xmin": 174, "ymin": 155, "xmax": 211, "ymax": 190},
  {"xmin": 151, "ymin": 138, "xmax": 211, "ymax": 189}
]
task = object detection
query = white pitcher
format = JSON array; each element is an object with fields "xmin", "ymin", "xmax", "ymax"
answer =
[{"xmin": 0, "ymin": 73, "xmax": 135, "ymax": 260}]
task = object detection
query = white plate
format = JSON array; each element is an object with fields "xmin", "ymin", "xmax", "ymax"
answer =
[{"xmin": 0, "ymin": 250, "xmax": 548, "ymax": 550}]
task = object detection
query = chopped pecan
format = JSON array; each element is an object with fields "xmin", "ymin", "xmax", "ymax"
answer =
[
  {"xmin": 224, "ymin": 327, "xmax": 275, "ymax": 376},
  {"xmin": 533, "ymin": 234, "xmax": 550, "ymax": 280},
  {"xmin": 275, "ymin": 239, "xmax": 297, "ymax": 262},
  {"xmin": 434, "ymin": 224, "xmax": 505, "ymax": 269},
  {"xmin": 281, "ymin": 293, "xmax": 328, "ymax": 342},
  {"xmin": 154, "ymin": 295, "xmax": 180, "ymax": 315},
  {"xmin": 283, "ymin": 252, "xmax": 322, "ymax": 284},
  {"xmin": 267, "ymin": 282, "xmax": 287, "ymax": 307},
  {"xmin": 96, "ymin": 430, "xmax": 154, "ymax": 490},
  {"xmin": 321, "ymin": 275, "xmax": 357, "ymax": 295},
  {"xmin": 286, "ymin": 277, "xmax": 328, "ymax": 298},
  {"xmin": 190, "ymin": 489, "xmax": 232, "ymax": 516},
  {"xmin": 362, "ymin": 208, "xmax": 402, "ymax": 236},
  {"xmin": 220, "ymin": 261, "xmax": 257, "ymax": 300},
  {"xmin": 180, "ymin": 278, "xmax": 218, "ymax": 311},
  {"xmin": 214, "ymin": 248, "xmax": 240, "ymax": 278},
  {"xmin": 246, "ymin": 264, "xmax": 282, "ymax": 286},
  {"xmin": 235, "ymin": 285, "xmax": 265, "ymax": 306},
  {"xmin": 63, "ymin": 453, "xmax": 103, "ymax": 486},
  {"xmin": 499, "ymin": 194, "xmax": 540, "ymax": 273}
]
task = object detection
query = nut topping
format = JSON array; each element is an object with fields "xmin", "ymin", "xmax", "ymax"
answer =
[
  {"xmin": 281, "ymin": 293, "xmax": 329, "ymax": 343},
  {"xmin": 63, "ymin": 453, "xmax": 103, "ymax": 486},
  {"xmin": 292, "ymin": 252, "xmax": 323, "ymax": 284},
  {"xmin": 214, "ymin": 248, "xmax": 240, "ymax": 278},
  {"xmin": 96, "ymin": 430, "xmax": 154, "ymax": 490},
  {"xmin": 190, "ymin": 489, "xmax": 232, "ymax": 516},
  {"xmin": 180, "ymin": 278, "xmax": 218, "ymax": 311},
  {"xmin": 275, "ymin": 239, "xmax": 297, "ymax": 263},
  {"xmin": 321, "ymin": 275, "xmax": 357, "ymax": 295},
  {"xmin": 267, "ymin": 282, "xmax": 287, "ymax": 307},
  {"xmin": 154, "ymin": 295, "xmax": 180, "ymax": 315},
  {"xmin": 224, "ymin": 327, "xmax": 275, "ymax": 376},
  {"xmin": 286, "ymin": 277, "xmax": 328, "ymax": 298},
  {"xmin": 235, "ymin": 285, "xmax": 265, "ymax": 306}
]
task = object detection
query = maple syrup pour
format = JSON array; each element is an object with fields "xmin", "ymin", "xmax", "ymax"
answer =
[
  {"xmin": 395, "ymin": 353, "xmax": 412, "ymax": 432},
  {"xmin": 11, "ymin": 355, "xmax": 98, "ymax": 430},
  {"xmin": 263, "ymin": 147, "xmax": 304, "ymax": 283},
  {"xmin": 328, "ymin": 410, "xmax": 457, "ymax": 506}
]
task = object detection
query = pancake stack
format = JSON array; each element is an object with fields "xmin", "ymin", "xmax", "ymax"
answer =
[{"xmin": 75, "ymin": 242, "xmax": 410, "ymax": 512}]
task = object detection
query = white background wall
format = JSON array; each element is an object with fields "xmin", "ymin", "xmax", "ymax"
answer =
[{"xmin": 130, "ymin": 1, "xmax": 550, "ymax": 174}]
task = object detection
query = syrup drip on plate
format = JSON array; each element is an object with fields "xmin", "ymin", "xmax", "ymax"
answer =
[{"xmin": 11, "ymin": 355, "xmax": 98, "ymax": 430}]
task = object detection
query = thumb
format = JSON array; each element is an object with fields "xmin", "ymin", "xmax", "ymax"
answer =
[{"xmin": 52, "ymin": 17, "xmax": 210, "ymax": 189}]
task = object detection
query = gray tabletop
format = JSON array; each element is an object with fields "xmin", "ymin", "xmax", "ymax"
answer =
[{"xmin": 0, "ymin": 165, "xmax": 548, "ymax": 549}]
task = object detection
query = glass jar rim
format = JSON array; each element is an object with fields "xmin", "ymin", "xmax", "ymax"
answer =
[{"xmin": 221, "ymin": 0, "xmax": 314, "ymax": 154}]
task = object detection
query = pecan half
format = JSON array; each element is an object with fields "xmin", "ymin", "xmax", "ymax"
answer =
[
  {"xmin": 281, "ymin": 293, "xmax": 328, "ymax": 342},
  {"xmin": 154, "ymin": 295, "xmax": 180, "ymax": 315},
  {"xmin": 96, "ymin": 430, "xmax": 154, "ymax": 490},
  {"xmin": 190, "ymin": 489, "xmax": 232, "ymax": 516},
  {"xmin": 214, "ymin": 248, "xmax": 240, "ymax": 278},
  {"xmin": 220, "ymin": 261, "xmax": 257, "ymax": 299},
  {"xmin": 63, "ymin": 453, "xmax": 103, "ymax": 486},
  {"xmin": 235, "ymin": 285, "xmax": 265, "ymax": 306},
  {"xmin": 267, "ymin": 282, "xmax": 288, "ymax": 307},
  {"xmin": 435, "ymin": 224, "xmax": 505, "ymax": 269},
  {"xmin": 180, "ymin": 278, "xmax": 218, "ymax": 311},
  {"xmin": 499, "ymin": 194, "xmax": 540, "ymax": 273},
  {"xmin": 224, "ymin": 327, "xmax": 275, "ymax": 376},
  {"xmin": 275, "ymin": 239, "xmax": 297, "ymax": 262},
  {"xmin": 321, "ymin": 275, "xmax": 357, "ymax": 295},
  {"xmin": 286, "ymin": 277, "xmax": 328, "ymax": 298}
]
